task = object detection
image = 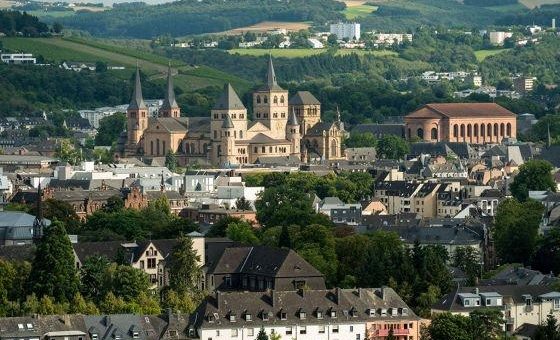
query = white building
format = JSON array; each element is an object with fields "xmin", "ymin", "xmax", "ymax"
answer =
[
  {"xmin": 374, "ymin": 33, "xmax": 412, "ymax": 45},
  {"xmin": 1, "ymin": 53, "xmax": 36, "ymax": 64},
  {"xmin": 489, "ymin": 31, "xmax": 514, "ymax": 45},
  {"xmin": 307, "ymin": 38, "xmax": 325, "ymax": 49},
  {"xmin": 330, "ymin": 22, "xmax": 361, "ymax": 41}
]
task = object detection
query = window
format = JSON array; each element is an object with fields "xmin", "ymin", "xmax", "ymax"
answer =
[
  {"xmin": 147, "ymin": 258, "xmax": 156, "ymax": 269},
  {"xmin": 350, "ymin": 325, "xmax": 354, "ymax": 332},
  {"xmin": 300, "ymin": 326, "xmax": 306, "ymax": 334},
  {"xmin": 486, "ymin": 299, "xmax": 491, "ymax": 305},
  {"xmin": 139, "ymin": 261, "xmax": 145, "ymax": 269},
  {"xmin": 356, "ymin": 335, "xmax": 361, "ymax": 340},
  {"xmin": 248, "ymin": 329, "xmax": 254, "ymax": 336},
  {"xmin": 262, "ymin": 312, "xmax": 269, "ymax": 321},
  {"xmin": 331, "ymin": 310, "xmax": 337, "ymax": 318},
  {"xmin": 317, "ymin": 311, "xmax": 323, "ymax": 319},
  {"xmin": 299, "ymin": 311, "xmax": 306, "ymax": 320},
  {"xmin": 286, "ymin": 327, "xmax": 293, "ymax": 335},
  {"xmin": 231, "ymin": 329, "xmax": 238, "ymax": 337},
  {"xmin": 318, "ymin": 325, "xmax": 325, "ymax": 334},
  {"xmin": 229, "ymin": 315, "xmax": 236, "ymax": 322},
  {"xmin": 554, "ymin": 299, "xmax": 560, "ymax": 310},
  {"xmin": 333, "ymin": 325, "xmax": 339, "ymax": 333},
  {"xmin": 225, "ymin": 276, "xmax": 231, "ymax": 286},
  {"xmin": 216, "ymin": 330, "xmax": 220, "ymax": 336},
  {"xmin": 245, "ymin": 313, "xmax": 252, "ymax": 321},
  {"xmin": 280, "ymin": 311, "xmax": 287, "ymax": 320}
]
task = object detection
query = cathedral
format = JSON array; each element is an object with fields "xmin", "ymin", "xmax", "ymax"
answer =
[{"xmin": 121, "ymin": 57, "xmax": 345, "ymax": 167}]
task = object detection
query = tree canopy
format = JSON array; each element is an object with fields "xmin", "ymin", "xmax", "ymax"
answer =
[{"xmin": 510, "ymin": 159, "xmax": 556, "ymax": 202}]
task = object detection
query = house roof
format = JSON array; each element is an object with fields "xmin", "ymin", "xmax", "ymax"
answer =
[
  {"xmin": 213, "ymin": 83, "xmax": 245, "ymax": 110},
  {"xmin": 351, "ymin": 124, "xmax": 405, "ymax": 138},
  {"xmin": 288, "ymin": 91, "xmax": 320, "ymax": 105},
  {"xmin": 306, "ymin": 122, "xmax": 337, "ymax": 136},
  {"xmin": 407, "ymin": 103, "xmax": 516, "ymax": 119}
]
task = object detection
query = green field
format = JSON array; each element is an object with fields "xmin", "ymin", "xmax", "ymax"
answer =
[
  {"xmin": 475, "ymin": 48, "xmax": 510, "ymax": 61},
  {"xmin": 0, "ymin": 37, "xmax": 250, "ymax": 91},
  {"xmin": 343, "ymin": 4, "xmax": 378, "ymax": 19},
  {"xmin": 228, "ymin": 48, "xmax": 398, "ymax": 58},
  {"xmin": 26, "ymin": 10, "xmax": 76, "ymax": 18}
]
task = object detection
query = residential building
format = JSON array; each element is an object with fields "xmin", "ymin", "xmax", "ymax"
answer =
[
  {"xmin": 374, "ymin": 33, "xmax": 412, "ymax": 45},
  {"xmin": 0, "ymin": 211, "xmax": 50, "ymax": 246},
  {"xmin": 345, "ymin": 147, "xmax": 377, "ymax": 163},
  {"xmin": 180, "ymin": 203, "xmax": 258, "ymax": 227},
  {"xmin": 62, "ymin": 61, "xmax": 96, "ymax": 72},
  {"xmin": 0, "ymin": 53, "xmax": 36, "ymax": 64},
  {"xmin": 489, "ymin": 31, "xmax": 514, "ymax": 45},
  {"xmin": 412, "ymin": 182, "xmax": 441, "ymax": 218},
  {"xmin": 316, "ymin": 197, "xmax": 362, "ymax": 225},
  {"xmin": 404, "ymin": 103, "xmax": 517, "ymax": 144},
  {"xmin": 513, "ymin": 76, "xmax": 536, "ymax": 94},
  {"xmin": 330, "ymin": 22, "xmax": 361, "ymax": 40},
  {"xmin": 307, "ymin": 38, "xmax": 324, "ymax": 49},
  {"xmin": 433, "ymin": 285, "xmax": 560, "ymax": 334},
  {"xmin": 374, "ymin": 181, "xmax": 422, "ymax": 214},
  {"xmin": 187, "ymin": 287, "xmax": 421, "ymax": 340}
]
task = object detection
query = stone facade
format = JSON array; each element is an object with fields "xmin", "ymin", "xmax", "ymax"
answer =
[
  {"xmin": 122, "ymin": 58, "xmax": 345, "ymax": 166},
  {"xmin": 404, "ymin": 103, "xmax": 517, "ymax": 144}
]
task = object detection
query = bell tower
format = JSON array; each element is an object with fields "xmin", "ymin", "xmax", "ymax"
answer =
[
  {"xmin": 126, "ymin": 66, "xmax": 148, "ymax": 155},
  {"xmin": 252, "ymin": 56, "xmax": 288, "ymax": 139},
  {"xmin": 159, "ymin": 64, "xmax": 180, "ymax": 118}
]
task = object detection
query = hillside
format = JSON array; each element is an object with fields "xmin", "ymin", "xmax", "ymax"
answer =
[
  {"xmin": 0, "ymin": 37, "xmax": 251, "ymax": 92},
  {"xmin": 56, "ymin": 0, "xmax": 344, "ymax": 38}
]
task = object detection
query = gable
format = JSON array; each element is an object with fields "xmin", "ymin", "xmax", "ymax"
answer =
[{"xmin": 406, "ymin": 107, "xmax": 445, "ymax": 119}]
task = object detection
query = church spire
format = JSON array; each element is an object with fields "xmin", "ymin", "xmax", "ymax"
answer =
[
  {"xmin": 161, "ymin": 63, "xmax": 178, "ymax": 111},
  {"xmin": 288, "ymin": 106, "xmax": 299, "ymax": 126},
  {"xmin": 129, "ymin": 65, "xmax": 147, "ymax": 110},
  {"xmin": 262, "ymin": 54, "xmax": 283, "ymax": 91}
]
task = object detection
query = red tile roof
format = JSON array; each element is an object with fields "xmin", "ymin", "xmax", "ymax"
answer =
[{"xmin": 407, "ymin": 103, "xmax": 516, "ymax": 119}]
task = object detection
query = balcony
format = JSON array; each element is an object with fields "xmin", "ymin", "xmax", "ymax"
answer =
[{"xmin": 375, "ymin": 329, "xmax": 410, "ymax": 336}]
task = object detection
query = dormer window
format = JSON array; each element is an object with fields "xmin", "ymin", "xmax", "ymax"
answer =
[
  {"xmin": 262, "ymin": 311, "xmax": 269, "ymax": 321},
  {"xmin": 368, "ymin": 308, "xmax": 375, "ymax": 317},
  {"xmin": 92, "ymin": 334, "xmax": 98, "ymax": 340},
  {"xmin": 132, "ymin": 332, "xmax": 139, "ymax": 338},
  {"xmin": 208, "ymin": 314, "xmax": 215, "ymax": 323},
  {"xmin": 350, "ymin": 308, "xmax": 358, "ymax": 317},
  {"xmin": 229, "ymin": 314, "xmax": 236, "ymax": 322},
  {"xmin": 244, "ymin": 313, "xmax": 252, "ymax": 321},
  {"xmin": 402, "ymin": 308, "xmax": 408, "ymax": 316},
  {"xmin": 316, "ymin": 311, "xmax": 323, "ymax": 319},
  {"xmin": 299, "ymin": 311, "xmax": 306, "ymax": 320},
  {"xmin": 280, "ymin": 310, "xmax": 287, "ymax": 320},
  {"xmin": 330, "ymin": 310, "xmax": 337, "ymax": 318}
]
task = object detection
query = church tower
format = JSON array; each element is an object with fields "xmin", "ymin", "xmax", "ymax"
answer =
[
  {"xmin": 220, "ymin": 114, "xmax": 236, "ymax": 166},
  {"xmin": 210, "ymin": 83, "xmax": 247, "ymax": 165},
  {"xmin": 286, "ymin": 108, "xmax": 301, "ymax": 159},
  {"xmin": 253, "ymin": 56, "xmax": 289, "ymax": 139},
  {"xmin": 159, "ymin": 64, "xmax": 180, "ymax": 118},
  {"xmin": 126, "ymin": 66, "xmax": 148, "ymax": 155}
]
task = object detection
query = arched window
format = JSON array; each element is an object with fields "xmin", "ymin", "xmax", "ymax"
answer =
[
  {"xmin": 280, "ymin": 96, "xmax": 285, "ymax": 103},
  {"xmin": 239, "ymin": 130, "xmax": 243, "ymax": 139},
  {"xmin": 150, "ymin": 141, "xmax": 154, "ymax": 155},
  {"xmin": 431, "ymin": 128, "xmax": 438, "ymax": 140},
  {"xmin": 460, "ymin": 124, "xmax": 465, "ymax": 138},
  {"xmin": 190, "ymin": 143, "xmax": 195, "ymax": 154},
  {"xmin": 203, "ymin": 143, "xmax": 208, "ymax": 152},
  {"xmin": 453, "ymin": 125, "xmax": 458, "ymax": 138},
  {"xmin": 487, "ymin": 123, "xmax": 492, "ymax": 136},
  {"xmin": 331, "ymin": 139, "xmax": 337, "ymax": 157},
  {"xmin": 156, "ymin": 138, "xmax": 160, "ymax": 156},
  {"xmin": 217, "ymin": 145, "xmax": 222, "ymax": 156},
  {"xmin": 184, "ymin": 143, "xmax": 190, "ymax": 154},
  {"xmin": 273, "ymin": 96, "xmax": 278, "ymax": 104},
  {"xmin": 500, "ymin": 123, "xmax": 505, "ymax": 136},
  {"xmin": 467, "ymin": 124, "xmax": 472, "ymax": 137},
  {"xmin": 506, "ymin": 123, "xmax": 512, "ymax": 137},
  {"xmin": 264, "ymin": 96, "xmax": 268, "ymax": 104},
  {"xmin": 474, "ymin": 124, "xmax": 478, "ymax": 137},
  {"xmin": 256, "ymin": 95, "xmax": 261, "ymax": 104},
  {"xmin": 417, "ymin": 128, "xmax": 424, "ymax": 139},
  {"xmin": 481, "ymin": 124, "xmax": 485, "ymax": 137},
  {"xmin": 494, "ymin": 123, "xmax": 499, "ymax": 137}
]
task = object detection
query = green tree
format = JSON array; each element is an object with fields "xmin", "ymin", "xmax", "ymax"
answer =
[
  {"xmin": 278, "ymin": 225, "xmax": 292, "ymax": 248},
  {"xmin": 165, "ymin": 151, "xmax": 178, "ymax": 172},
  {"xmin": 55, "ymin": 139, "xmax": 83, "ymax": 165},
  {"xmin": 38, "ymin": 198, "xmax": 81, "ymax": 233},
  {"xmin": 453, "ymin": 246, "xmax": 481, "ymax": 285},
  {"xmin": 106, "ymin": 264, "xmax": 150, "ymax": 301},
  {"xmin": 493, "ymin": 198, "xmax": 544, "ymax": 264},
  {"xmin": 425, "ymin": 313, "xmax": 471, "ymax": 340},
  {"xmin": 167, "ymin": 234, "xmax": 202, "ymax": 292},
  {"xmin": 344, "ymin": 132, "xmax": 377, "ymax": 148},
  {"xmin": 510, "ymin": 160, "xmax": 556, "ymax": 201},
  {"xmin": 386, "ymin": 328, "xmax": 396, "ymax": 340},
  {"xmin": 226, "ymin": 221, "xmax": 259, "ymax": 245},
  {"xmin": 69, "ymin": 292, "xmax": 99, "ymax": 314},
  {"xmin": 94, "ymin": 112, "xmax": 126, "ymax": 146},
  {"xmin": 469, "ymin": 309, "xmax": 504, "ymax": 340},
  {"xmin": 535, "ymin": 313, "xmax": 560, "ymax": 340},
  {"xmin": 28, "ymin": 221, "xmax": 79, "ymax": 302},
  {"xmin": 533, "ymin": 227, "xmax": 560, "ymax": 275},
  {"xmin": 162, "ymin": 289, "xmax": 202, "ymax": 314},
  {"xmin": 235, "ymin": 196, "xmax": 252, "ymax": 210},
  {"xmin": 256, "ymin": 327, "xmax": 269, "ymax": 340},
  {"xmin": 376, "ymin": 135, "xmax": 410, "ymax": 160},
  {"xmin": 80, "ymin": 256, "xmax": 111, "ymax": 303},
  {"xmin": 105, "ymin": 195, "xmax": 124, "ymax": 213}
]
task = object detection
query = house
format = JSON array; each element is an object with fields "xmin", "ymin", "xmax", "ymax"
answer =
[
  {"xmin": 180, "ymin": 203, "xmax": 258, "ymax": 227},
  {"xmin": 62, "ymin": 62, "xmax": 96, "ymax": 72},
  {"xmin": 307, "ymin": 38, "xmax": 324, "ymax": 49},
  {"xmin": 0, "ymin": 315, "xmax": 87, "ymax": 340},
  {"xmin": 0, "ymin": 53, "xmax": 36, "ymax": 64},
  {"xmin": 187, "ymin": 287, "xmax": 421, "ymax": 340},
  {"xmin": 489, "ymin": 31, "xmax": 513, "ymax": 45},
  {"xmin": 207, "ymin": 245, "xmax": 325, "ymax": 292},
  {"xmin": 0, "ymin": 211, "xmax": 50, "ymax": 246},
  {"xmin": 374, "ymin": 181, "xmax": 423, "ymax": 214},
  {"xmin": 433, "ymin": 285, "xmax": 560, "ymax": 334},
  {"xmin": 330, "ymin": 22, "xmax": 361, "ymax": 40},
  {"xmin": 316, "ymin": 197, "xmax": 362, "ymax": 225}
]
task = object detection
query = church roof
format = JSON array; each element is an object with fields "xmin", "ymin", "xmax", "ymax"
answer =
[
  {"xmin": 287, "ymin": 108, "xmax": 299, "ymax": 126},
  {"xmin": 245, "ymin": 133, "xmax": 290, "ymax": 145},
  {"xmin": 213, "ymin": 83, "xmax": 245, "ymax": 110},
  {"xmin": 161, "ymin": 64, "xmax": 178, "ymax": 110},
  {"xmin": 221, "ymin": 114, "xmax": 234, "ymax": 129},
  {"xmin": 128, "ymin": 67, "xmax": 147, "ymax": 110},
  {"xmin": 258, "ymin": 55, "xmax": 284, "ymax": 92},
  {"xmin": 306, "ymin": 121, "xmax": 337, "ymax": 136},
  {"xmin": 289, "ymin": 91, "xmax": 320, "ymax": 105},
  {"xmin": 407, "ymin": 103, "xmax": 516, "ymax": 119},
  {"xmin": 148, "ymin": 117, "xmax": 188, "ymax": 133}
]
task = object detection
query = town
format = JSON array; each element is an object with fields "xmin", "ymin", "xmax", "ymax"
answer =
[{"xmin": 2, "ymin": 0, "xmax": 560, "ymax": 339}]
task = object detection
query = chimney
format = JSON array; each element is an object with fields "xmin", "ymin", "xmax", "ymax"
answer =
[
  {"xmin": 474, "ymin": 287, "xmax": 480, "ymax": 295},
  {"xmin": 105, "ymin": 315, "xmax": 111, "ymax": 327},
  {"xmin": 336, "ymin": 287, "xmax": 342, "ymax": 304},
  {"xmin": 216, "ymin": 291, "xmax": 222, "ymax": 311}
]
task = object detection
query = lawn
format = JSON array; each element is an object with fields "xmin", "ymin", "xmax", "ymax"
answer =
[
  {"xmin": 342, "ymin": 4, "xmax": 378, "ymax": 19},
  {"xmin": 26, "ymin": 10, "xmax": 76, "ymax": 18},
  {"xmin": 475, "ymin": 49, "xmax": 510, "ymax": 62},
  {"xmin": 228, "ymin": 48, "xmax": 398, "ymax": 58},
  {"xmin": 519, "ymin": 0, "xmax": 560, "ymax": 8}
]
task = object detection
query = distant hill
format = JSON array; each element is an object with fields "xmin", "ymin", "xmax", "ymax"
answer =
[
  {"xmin": 56, "ymin": 0, "xmax": 344, "ymax": 38},
  {"xmin": 0, "ymin": 10, "xmax": 49, "ymax": 36}
]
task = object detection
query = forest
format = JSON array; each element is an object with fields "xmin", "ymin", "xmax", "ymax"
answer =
[
  {"xmin": 0, "ymin": 10, "xmax": 50, "ymax": 36},
  {"xmin": 57, "ymin": 0, "xmax": 344, "ymax": 38},
  {"xmin": 497, "ymin": 4, "xmax": 560, "ymax": 26}
]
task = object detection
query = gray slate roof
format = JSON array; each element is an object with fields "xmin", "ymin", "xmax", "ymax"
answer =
[
  {"xmin": 288, "ymin": 91, "xmax": 320, "ymax": 105},
  {"xmin": 213, "ymin": 83, "xmax": 245, "ymax": 110},
  {"xmin": 128, "ymin": 67, "xmax": 147, "ymax": 110}
]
